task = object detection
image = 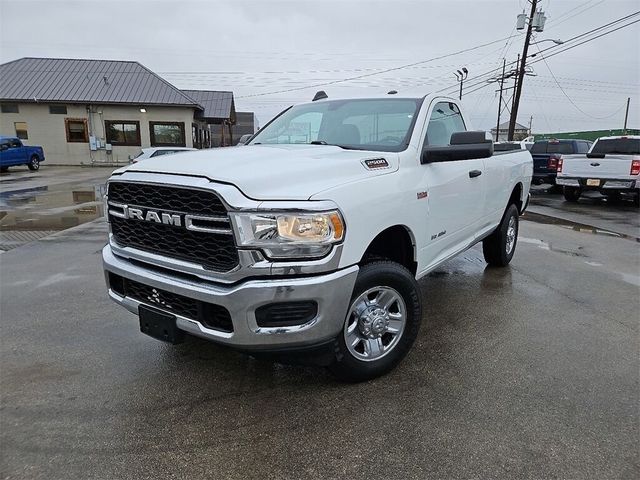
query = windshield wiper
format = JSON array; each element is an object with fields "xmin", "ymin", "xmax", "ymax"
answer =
[{"xmin": 308, "ymin": 140, "xmax": 364, "ymax": 150}]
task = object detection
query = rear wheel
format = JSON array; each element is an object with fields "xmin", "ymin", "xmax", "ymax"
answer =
[
  {"xmin": 563, "ymin": 186, "xmax": 581, "ymax": 202},
  {"xmin": 27, "ymin": 155, "xmax": 40, "ymax": 171},
  {"xmin": 328, "ymin": 261, "xmax": 421, "ymax": 382},
  {"xmin": 483, "ymin": 203, "xmax": 519, "ymax": 267}
]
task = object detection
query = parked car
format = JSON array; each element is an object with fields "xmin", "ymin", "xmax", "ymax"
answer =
[
  {"xmin": 530, "ymin": 139, "xmax": 592, "ymax": 186},
  {"xmin": 237, "ymin": 134, "xmax": 253, "ymax": 145},
  {"xmin": 103, "ymin": 94, "xmax": 532, "ymax": 381},
  {"xmin": 0, "ymin": 136, "xmax": 45, "ymax": 172},
  {"xmin": 131, "ymin": 147, "xmax": 196, "ymax": 163},
  {"xmin": 556, "ymin": 135, "xmax": 640, "ymax": 205}
]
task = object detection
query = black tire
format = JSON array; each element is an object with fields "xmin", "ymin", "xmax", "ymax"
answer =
[
  {"xmin": 27, "ymin": 155, "xmax": 40, "ymax": 171},
  {"xmin": 483, "ymin": 203, "xmax": 519, "ymax": 267},
  {"xmin": 563, "ymin": 186, "xmax": 581, "ymax": 202},
  {"xmin": 0, "ymin": 167, "xmax": 8, "ymax": 173},
  {"xmin": 327, "ymin": 261, "xmax": 422, "ymax": 382}
]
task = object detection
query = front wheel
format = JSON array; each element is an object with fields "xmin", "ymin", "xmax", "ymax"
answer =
[
  {"xmin": 563, "ymin": 186, "xmax": 581, "ymax": 202},
  {"xmin": 328, "ymin": 261, "xmax": 422, "ymax": 382},
  {"xmin": 483, "ymin": 203, "xmax": 519, "ymax": 267},
  {"xmin": 27, "ymin": 155, "xmax": 40, "ymax": 171}
]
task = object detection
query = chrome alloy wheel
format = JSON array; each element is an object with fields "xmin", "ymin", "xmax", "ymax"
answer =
[
  {"xmin": 505, "ymin": 216, "xmax": 517, "ymax": 255},
  {"xmin": 343, "ymin": 286, "xmax": 406, "ymax": 362}
]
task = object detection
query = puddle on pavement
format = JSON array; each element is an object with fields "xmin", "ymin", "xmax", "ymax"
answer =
[
  {"xmin": 522, "ymin": 211, "xmax": 640, "ymax": 243},
  {"xmin": 0, "ymin": 181, "xmax": 106, "ymax": 232}
]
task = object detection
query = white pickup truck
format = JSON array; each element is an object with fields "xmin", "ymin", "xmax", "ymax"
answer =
[
  {"xmin": 102, "ymin": 94, "xmax": 532, "ymax": 381},
  {"xmin": 556, "ymin": 135, "xmax": 640, "ymax": 205}
]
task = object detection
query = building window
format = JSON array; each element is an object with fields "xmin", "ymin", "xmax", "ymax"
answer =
[
  {"xmin": 14, "ymin": 122, "xmax": 28, "ymax": 140},
  {"xmin": 105, "ymin": 120, "xmax": 141, "ymax": 146},
  {"xmin": 149, "ymin": 122, "xmax": 185, "ymax": 147},
  {"xmin": 1, "ymin": 104, "xmax": 19, "ymax": 113},
  {"xmin": 65, "ymin": 118, "xmax": 88, "ymax": 143},
  {"xmin": 49, "ymin": 105, "xmax": 68, "ymax": 114}
]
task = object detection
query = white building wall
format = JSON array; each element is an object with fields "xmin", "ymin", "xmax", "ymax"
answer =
[{"xmin": 0, "ymin": 103, "xmax": 198, "ymax": 165}]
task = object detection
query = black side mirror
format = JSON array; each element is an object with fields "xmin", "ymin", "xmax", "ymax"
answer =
[{"xmin": 422, "ymin": 131, "xmax": 493, "ymax": 164}]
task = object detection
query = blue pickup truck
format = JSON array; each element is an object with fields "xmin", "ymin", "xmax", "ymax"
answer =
[
  {"xmin": 0, "ymin": 136, "xmax": 45, "ymax": 172},
  {"xmin": 531, "ymin": 139, "xmax": 592, "ymax": 186}
]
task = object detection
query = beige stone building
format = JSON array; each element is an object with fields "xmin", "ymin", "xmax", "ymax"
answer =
[{"xmin": 0, "ymin": 58, "xmax": 239, "ymax": 166}]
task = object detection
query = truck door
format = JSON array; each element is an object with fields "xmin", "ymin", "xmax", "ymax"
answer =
[
  {"xmin": 3, "ymin": 139, "xmax": 23, "ymax": 166},
  {"xmin": 418, "ymin": 101, "xmax": 484, "ymax": 264}
]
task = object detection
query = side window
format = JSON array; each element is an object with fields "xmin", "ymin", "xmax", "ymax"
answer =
[
  {"xmin": 0, "ymin": 141, "xmax": 9, "ymax": 151},
  {"xmin": 425, "ymin": 102, "xmax": 466, "ymax": 146},
  {"xmin": 9, "ymin": 139, "xmax": 22, "ymax": 148},
  {"xmin": 577, "ymin": 142, "xmax": 589, "ymax": 154}
]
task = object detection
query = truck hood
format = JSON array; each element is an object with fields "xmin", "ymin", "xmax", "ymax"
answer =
[{"xmin": 118, "ymin": 144, "xmax": 399, "ymax": 200}]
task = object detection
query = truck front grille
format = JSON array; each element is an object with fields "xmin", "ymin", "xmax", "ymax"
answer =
[{"xmin": 107, "ymin": 182, "xmax": 239, "ymax": 272}]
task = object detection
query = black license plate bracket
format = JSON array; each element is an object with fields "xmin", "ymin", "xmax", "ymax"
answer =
[{"xmin": 139, "ymin": 305, "xmax": 184, "ymax": 344}]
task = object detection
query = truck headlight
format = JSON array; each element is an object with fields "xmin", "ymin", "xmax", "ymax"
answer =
[{"xmin": 230, "ymin": 211, "xmax": 345, "ymax": 259}]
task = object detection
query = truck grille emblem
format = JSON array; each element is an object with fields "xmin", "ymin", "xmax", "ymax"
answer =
[
  {"xmin": 124, "ymin": 207, "xmax": 182, "ymax": 226},
  {"xmin": 147, "ymin": 288, "xmax": 171, "ymax": 309}
]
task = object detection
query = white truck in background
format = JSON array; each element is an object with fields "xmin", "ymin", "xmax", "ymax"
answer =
[
  {"xmin": 103, "ymin": 94, "xmax": 532, "ymax": 381},
  {"xmin": 557, "ymin": 136, "xmax": 640, "ymax": 205}
]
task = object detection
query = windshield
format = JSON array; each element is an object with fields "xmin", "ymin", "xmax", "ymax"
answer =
[
  {"xmin": 531, "ymin": 141, "xmax": 574, "ymax": 154},
  {"xmin": 591, "ymin": 138, "xmax": 640, "ymax": 155},
  {"xmin": 249, "ymin": 98, "xmax": 422, "ymax": 152}
]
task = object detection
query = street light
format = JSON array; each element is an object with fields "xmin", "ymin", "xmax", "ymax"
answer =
[
  {"xmin": 454, "ymin": 67, "xmax": 468, "ymax": 100},
  {"xmin": 531, "ymin": 38, "xmax": 564, "ymax": 45}
]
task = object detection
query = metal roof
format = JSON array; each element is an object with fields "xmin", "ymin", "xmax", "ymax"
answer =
[
  {"xmin": 0, "ymin": 57, "xmax": 201, "ymax": 107},
  {"xmin": 181, "ymin": 90, "xmax": 234, "ymax": 120}
]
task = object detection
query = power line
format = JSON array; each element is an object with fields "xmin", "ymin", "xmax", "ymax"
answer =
[
  {"xmin": 455, "ymin": 15, "xmax": 640, "ymax": 98},
  {"xmin": 235, "ymin": 34, "xmax": 522, "ymax": 99},
  {"xmin": 546, "ymin": 0, "xmax": 605, "ymax": 30},
  {"xmin": 533, "ymin": 43, "xmax": 630, "ymax": 119}
]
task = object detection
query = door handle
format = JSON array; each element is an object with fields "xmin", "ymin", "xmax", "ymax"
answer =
[{"xmin": 469, "ymin": 170, "xmax": 482, "ymax": 178}]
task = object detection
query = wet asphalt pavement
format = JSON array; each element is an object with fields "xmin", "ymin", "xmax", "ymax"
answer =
[{"xmin": 1, "ymin": 169, "xmax": 639, "ymax": 479}]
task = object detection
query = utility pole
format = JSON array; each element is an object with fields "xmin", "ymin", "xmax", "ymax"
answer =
[
  {"xmin": 623, "ymin": 97, "xmax": 630, "ymax": 133},
  {"xmin": 511, "ymin": 54, "xmax": 520, "ymax": 116},
  {"xmin": 508, "ymin": 0, "xmax": 537, "ymax": 140},
  {"xmin": 529, "ymin": 115, "xmax": 533, "ymax": 136},
  {"xmin": 495, "ymin": 59, "xmax": 506, "ymax": 142}
]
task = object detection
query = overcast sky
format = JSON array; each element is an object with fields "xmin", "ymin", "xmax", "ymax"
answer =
[{"xmin": 1, "ymin": 0, "xmax": 638, "ymax": 133}]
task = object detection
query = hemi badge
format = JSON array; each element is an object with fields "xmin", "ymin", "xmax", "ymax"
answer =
[
  {"xmin": 417, "ymin": 191, "xmax": 428, "ymax": 199},
  {"xmin": 363, "ymin": 158, "xmax": 389, "ymax": 169}
]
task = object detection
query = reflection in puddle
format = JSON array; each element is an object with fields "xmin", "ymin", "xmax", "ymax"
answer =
[
  {"xmin": 522, "ymin": 211, "xmax": 640, "ymax": 243},
  {"xmin": 0, "ymin": 183, "xmax": 106, "ymax": 232}
]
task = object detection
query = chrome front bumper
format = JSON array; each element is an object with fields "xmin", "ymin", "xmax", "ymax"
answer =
[{"xmin": 103, "ymin": 245, "xmax": 359, "ymax": 349}]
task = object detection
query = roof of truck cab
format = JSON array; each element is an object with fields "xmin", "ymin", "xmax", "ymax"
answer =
[{"xmin": 595, "ymin": 135, "xmax": 640, "ymax": 140}]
